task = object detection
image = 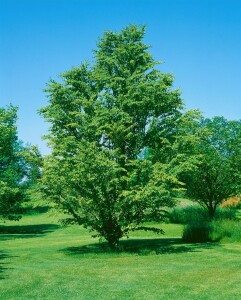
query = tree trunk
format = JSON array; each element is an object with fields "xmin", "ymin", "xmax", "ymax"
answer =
[
  {"xmin": 207, "ymin": 204, "xmax": 216, "ymax": 219},
  {"xmin": 104, "ymin": 220, "xmax": 122, "ymax": 251}
]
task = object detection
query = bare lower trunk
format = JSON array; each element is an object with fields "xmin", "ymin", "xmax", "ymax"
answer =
[
  {"xmin": 104, "ymin": 220, "xmax": 123, "ymax": 251},
  {"xmin": 207, "ymin": 204, "xmax": 216, "ymax": 219}
]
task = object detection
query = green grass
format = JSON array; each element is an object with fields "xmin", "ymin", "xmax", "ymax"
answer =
[{"xmin": 1, "ymin": 211, "xmax": 241, "ymax": 299}]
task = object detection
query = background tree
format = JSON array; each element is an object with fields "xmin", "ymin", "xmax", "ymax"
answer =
[
  {"xmin": 0, "ymin": 105, "xmax": 42, "ymax": 220},
  {"xmin": 183, "ymin": 116, "xmax": 241, "ymax": 218},
  {"xmin": 40, "ymin": 25, "xmax": 186, "ymax": 248}
]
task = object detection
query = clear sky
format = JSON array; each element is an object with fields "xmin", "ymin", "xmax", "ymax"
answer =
[{"xmin": 0, "ymin": 0, "xmax": 241, "ymax": 155}]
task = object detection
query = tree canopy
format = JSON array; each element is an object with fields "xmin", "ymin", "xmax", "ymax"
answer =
[
  {"xmin": 0, "ymin": 105, "xmax": 42, "ymax": 220},
  {"xmin": 40, "ymin": 25, "xmax": 196, "ymax": 248},
  {"xmin": 183, "ymin": 116, "xmax": 241, "ymax": 218}
]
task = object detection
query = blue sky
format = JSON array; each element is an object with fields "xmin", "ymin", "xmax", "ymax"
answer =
[{"xmin": 0, "ymin": 0, "xmax": 241, "ymax": 155}]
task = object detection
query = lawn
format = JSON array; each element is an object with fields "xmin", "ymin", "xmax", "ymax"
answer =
[{"xmin": 0, "ymin": 210, "xmax": 241, "ymax": 300}]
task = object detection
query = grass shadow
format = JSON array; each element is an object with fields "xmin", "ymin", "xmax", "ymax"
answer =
[
  {"xmin": 0, "ymin": 224, "xmax": 60, "ymax": 240},
  {"xmin": 0, "ymin": 251, "xmax": 11, "ymax": 280},
  {"xmin": 61, "ymin": 237, "xmax": 221, "ymax": 256},
  {"xmin": 22, "ymin": 205, "xmax": 51, "ymax": 215}
]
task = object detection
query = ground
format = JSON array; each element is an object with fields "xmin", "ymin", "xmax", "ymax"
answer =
[{"xmin": 0, "ymin": 209, "xmax": 241, "ymax": 300}]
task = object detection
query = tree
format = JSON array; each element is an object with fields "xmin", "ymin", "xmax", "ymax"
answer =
[
  {"xmin": 183, "ymin": 116, "xmax": 241, "ymax": 218},
  {"xmin": 40, "ymin": 25, "xmax": 185, "ymax": 248},
  {"xmin": 0, "ymin": 105, "xmax": 42, "ymax": 220}
]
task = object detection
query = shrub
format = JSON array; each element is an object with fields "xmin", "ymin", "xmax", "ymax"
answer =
[
  {"xmin": 211, "ymin": 219, "xmax": 241, "ymax": 242},
  {"xmin": 168, "ymin": 206, "xmax": 207, "ymax": 224},
  {"xmin": 172, "ymin": 203, "xmax": 239, "ymax": 243},
  {"xmin": 169, "ymin": 206, "xmax": 236, "ymax": 224},
  {"xmin": 221, "ymin": 196, "xmax": 241, "ymax": 208},
  {"xmin": 182, "ymin": 221, "xmax": 213, "ymax": 243},
  {"xmin": 215, "ymin": 207, "xmax": 236, "ymax": 220},
  {"xmin": 182, "ymin": 219, "xmax": 241, "ymax": 243}
]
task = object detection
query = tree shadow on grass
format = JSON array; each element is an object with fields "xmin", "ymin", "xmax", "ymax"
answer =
[
  {"xmin": 61, "ymin": 237, "xmax": 221, "ymax": 256},
  {"xmin": 0, "ymin": 224, "xmax": 60, "ymax": 241}
]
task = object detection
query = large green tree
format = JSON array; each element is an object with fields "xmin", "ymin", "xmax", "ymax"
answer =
[
  {"xmin": 0, "ymin": 105, "xmax": 42, "ymax": 220},
  {"xmin": 40, "ymin": 25, "xmax": 185, "ymax": 248},
  {"xmin": 183, "ymin": 116, "xmax": 241, "ymax": 218}
]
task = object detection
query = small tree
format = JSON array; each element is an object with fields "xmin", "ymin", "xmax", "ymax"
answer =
[
  {"xmin": 0, "ymin": 105, "xmax": 42, "ymax": 220},
  {"xmin": 40, "ymin": 25, "xmax": 185, "ymax": 248},
  {"xmin": 183, "ymin": 116, "xmax": 241, "ymax": 218}
]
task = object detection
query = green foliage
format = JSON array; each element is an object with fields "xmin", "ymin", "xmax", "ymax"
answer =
[
  {"xmin": 169, "ymin": 206, "xmax": 208, "ymax": 224},
  {"xmin": 174, "ymin": 203, "xmax": 238, "ymax": 243},
  {"xmin": 169, "ymin": 206, "xmax": 236, "ymax": 224},
  {"xmin": 40, "ymin": 25, "xmax": 187, "ymax": 248},
  {"xmin": 211, "ymin": 219, "xmax": 241, "ymax": 242},
  {"xmin": 0, "ymin": 105, "xmax": 43, "ymax": 220},
  {"xmin": 182, "ymin": 221, "xmax": 213, "ymax": 243},
  {"xmin": 183, "ymin": 219, "xmax": 241, "ymax": 243},
  {"xmin": 215, "ymin": 207, "xmax": 237, "ymax": 220},
  {"xmin": 182, "ymin": 116, "xmax": 241, "ymax": 218}
]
